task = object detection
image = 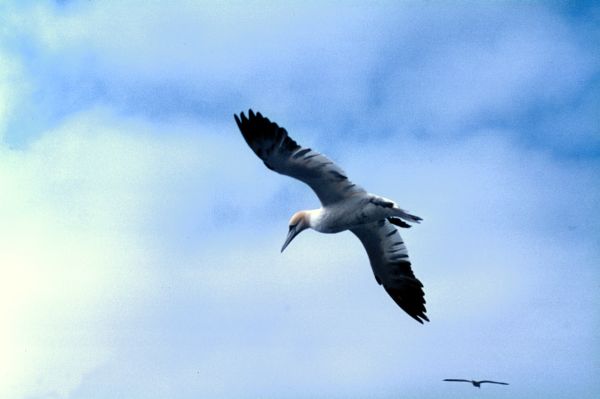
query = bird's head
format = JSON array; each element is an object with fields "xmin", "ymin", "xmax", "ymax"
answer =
[{"xmin": 281, "ymin": 211, "xmax": 310, "ymax": 253}]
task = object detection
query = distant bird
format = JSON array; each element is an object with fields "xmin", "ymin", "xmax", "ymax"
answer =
[
  {"xmin": 234, "ymin": 110, "xmax": 428, "ymax": 323},
  {"xmin": 443, "ymin": 379, "xmax": 509, "ymax": 388}
]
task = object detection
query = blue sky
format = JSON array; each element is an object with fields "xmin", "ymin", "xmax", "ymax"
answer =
[{"xmin": 1, "ymin": 1, "xmax": 599, "ymax": 398}]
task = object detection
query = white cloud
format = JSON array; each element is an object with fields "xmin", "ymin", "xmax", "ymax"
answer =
[
  {"xmin": 0, "ymin": 108, "xmax": 226, "ymax": 398},
  {"xmin": 373, "ymin": 5, "xmax": 598, "ymax": 140},
  {"xmin": 0, "ymin": 1, "xmax": 598, "ymax": 398},
  {"xmin": 0, "ymin": 55, "xmax": 29, "ymax": 140},
  {"xmin": 1, "ymin": 1, "xmax": 388, "ymax": 131},
  {"xmin": 2, "ymin": 108, "xmax": 598, "ymax": 399},
  {"xmin": 3, "ymin": 1, "xmax": 598, "ymax": 150},
  {"xmin": 47, "ymin": 123, "xmax": 598, "ymax": 399}
]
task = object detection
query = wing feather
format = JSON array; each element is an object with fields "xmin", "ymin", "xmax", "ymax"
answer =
[
  {"xmin": 351, "ymin": 220, "xmax": 428, "ymax": 323},
  {"xmin": 235, "ymin": 110, "xmax": 365, "ymax": 205},
  {"xmin": 479, "ymin": 380, "xmax": 509, "ymax": 385}
]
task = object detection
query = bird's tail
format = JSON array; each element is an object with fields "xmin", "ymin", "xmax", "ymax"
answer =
[
  {"xmin": 388, "ymin": 217, "xmax": 411, "ymax": 228},
  {"xmin": 393, "ymin": 208, "xmax": 423, "ymax": 224}
]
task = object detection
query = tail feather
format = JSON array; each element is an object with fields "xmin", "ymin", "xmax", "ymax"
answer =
[
  {"xmin": 395, "ymin": 209, "xmax": 423, "ymax": 224},
  {"xmin": 388, "ymin": 217, "xmax": 411, "ymax": 228}
]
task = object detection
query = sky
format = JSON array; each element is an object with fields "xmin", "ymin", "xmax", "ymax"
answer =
[{"xmin": 0, "ymin": 1, "xmax": 599, "ymax": 398}]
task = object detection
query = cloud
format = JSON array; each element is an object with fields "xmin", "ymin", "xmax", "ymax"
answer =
[
  {"xmin": 0, "ymin": 54, "xmax": 29, "ymax": 141},
  {"xmin": 1, "ymin": 1, "xmax": 599, "ymax": 398},
  {"xmin": 4, "ymin": 1, "xmax": 595, "ymax": 152},
  {"xmin": 0, "ymin": 108, "xmax": 209, "ymax": 398},
  {"xmin": 1, "ymin": 2, "xmax": 597, "ymax": 155},
  {"xmin": 1, "ymin": 1, "xmax": 386, "ymax": 143},
  {"xmin": 368, "ymin": 5, "xmax": 599, "ymax": 148},
  {"xmin": 3, "ymin": 108, "xmax": 592, "ymax": 398}
]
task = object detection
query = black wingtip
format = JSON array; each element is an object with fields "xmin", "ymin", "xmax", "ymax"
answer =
[
  {"xmin": 384, "ymin": 284, "xmax": 429, "ymax": 324},
  {"xmin": 410, "ymin": 312, "xmax": 429, "ymax": 324},
  {"xmin": 235, "ymin": 109, "xmax": 263, "ymax": 124}
]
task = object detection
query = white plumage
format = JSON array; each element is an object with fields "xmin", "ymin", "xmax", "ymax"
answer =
[{"xmin": 235, "ymin": 110, "xmax": 428, "ymax": 323}]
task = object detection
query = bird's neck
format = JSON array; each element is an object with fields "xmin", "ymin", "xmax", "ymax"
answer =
[{"xmin": 305, "ymin": 208, "xmax": 324, "ymax": 229}]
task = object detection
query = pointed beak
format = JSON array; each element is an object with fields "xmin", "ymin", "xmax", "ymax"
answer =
[{"xmin": 281, "ymin": 226, "xmax": 299, "ymax": 253}]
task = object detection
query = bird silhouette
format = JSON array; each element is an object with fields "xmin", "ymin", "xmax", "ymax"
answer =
[
  {"xmin": 443, "ymin": 379, "xmax": 509, "ymax": 388},
  {"xmin": 235, "ymin": 110, "xmax": 428, "ymax": 323}
]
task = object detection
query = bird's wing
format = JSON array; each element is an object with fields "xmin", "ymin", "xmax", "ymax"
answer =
[
  {"xmin": 479, "ymin": 381, "xmax": 509, "ymax": 385},
  {"xmin": 351, "ymin": 220, "xmax": 428, "ymax": 323},
  {"xmin": 235, "ymin": 110, "xmax": 365, "ymax": 206},
  {"xmin": 443, "ymin": 379, "xmax": 472, "ymax": 383}
]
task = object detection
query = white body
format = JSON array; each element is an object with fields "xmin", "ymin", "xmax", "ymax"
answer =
[
  {"xmin": 235, "ymin": 110, "xmax": 428, "ymax": 323},
  {"xmin": 308, "ymin": 194, "xmax": 415, "ymax": 234}
]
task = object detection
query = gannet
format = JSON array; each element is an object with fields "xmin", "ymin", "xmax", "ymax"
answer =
[
  {"xmin": 443, "ymin": 379, "xmax": 509, "ymax": 388},
  {"xmin": 234, "ymin": 110, "xmax": 428, "ymax": 323}
]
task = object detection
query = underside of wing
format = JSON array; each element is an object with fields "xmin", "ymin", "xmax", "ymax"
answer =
[
  {"xmin": 234, "ymin": 109, "xmax": 364, "ymax": 205},
  {"xmin": 443, "ymin": 379, "xmax": 471, "ymax": 383},
  {"xmin": 351, "ymin": 220, "xmax": 428, "ymax": 323},
  {"xmin": 480, "ymin": 381, "xmax": 509, "ymax": 385}
]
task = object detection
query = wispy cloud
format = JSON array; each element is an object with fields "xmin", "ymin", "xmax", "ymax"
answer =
[
  {"xmin": 2, "ymin": 2, "xmax": 598, "ymax": 152},
  {"xmin": 1, "ymin": 1, "xmax": 599, "ymax": 398}
]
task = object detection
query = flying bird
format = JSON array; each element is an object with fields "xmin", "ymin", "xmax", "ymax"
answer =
[
  {"xmin": 443, "ymin": 379, "xmax": 509, "ymax": 388},
  {"xmin": 234, "ymin": 110, "xmax": 428, "ymax": 323}
]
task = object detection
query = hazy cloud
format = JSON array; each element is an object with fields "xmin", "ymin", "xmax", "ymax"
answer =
[{"xmin": 1, "ymin": 1, "xmax": 599, "ymax": 398}]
